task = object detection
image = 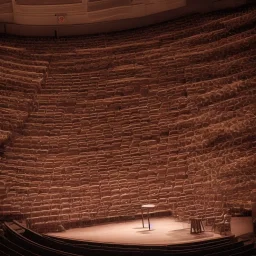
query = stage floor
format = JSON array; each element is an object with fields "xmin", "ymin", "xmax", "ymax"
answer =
[
  {"xmin": 47, "ymin": 217, "xmax": 253, "ymax": 246},
  {"xmin": 47, "ymin": 217, "xmax": 220, "ymax": 245}
]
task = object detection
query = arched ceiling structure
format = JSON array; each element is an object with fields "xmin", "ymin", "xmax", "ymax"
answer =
[{"xmin": 0, "ymin": 0, "xmax": 254, "ymax": 36}]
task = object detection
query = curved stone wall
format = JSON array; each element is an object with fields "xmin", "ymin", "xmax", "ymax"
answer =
[
  {"xmin": 0, "ymin": 4, "xmax": 255, "ymax": 232},
  {"xmin": 0, "ymin": 0, "xmax": 251, "ymax": 36},
  {"xmin": 6, "ymin": 0, "xmax": 186, "ymax": 26}
]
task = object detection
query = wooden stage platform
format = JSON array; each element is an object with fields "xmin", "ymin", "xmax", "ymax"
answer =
[{"xmin": 46, "ymin": 216, "xmax": 253, "ymax": 246}]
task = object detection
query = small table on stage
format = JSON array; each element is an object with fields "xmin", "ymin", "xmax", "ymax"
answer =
[
  {"xmin": 190, "ymin": 217, "xmax": 205, "ymax": 234},
  {"xmin": 141, "ymin": 204, "xmax": 155, "ymax": 230}
]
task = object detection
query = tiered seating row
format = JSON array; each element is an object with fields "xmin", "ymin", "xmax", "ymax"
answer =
[
  {"xmin": 0, "ymin": 46, "xmax": 49, "ymax": 147},
  {"xmin": 0, "ymin": 4, "xmax": 255, "ymax": 232}
]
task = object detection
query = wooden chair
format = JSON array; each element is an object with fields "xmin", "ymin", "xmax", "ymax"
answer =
[{"xmin": 214, "ymin": 214, "xmax": 232, "ymax": 235}]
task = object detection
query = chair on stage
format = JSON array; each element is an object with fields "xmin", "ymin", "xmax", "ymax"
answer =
[{"xmin": 213, "ymin": 213, "xmax": 232, "ymax": 235}]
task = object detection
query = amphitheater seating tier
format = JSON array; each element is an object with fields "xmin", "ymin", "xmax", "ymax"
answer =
[
  {"xmin": 0, "ymin": 4, "xmax": 255, "ymax": 232},
  {"xmin": 0, "ymin": 47, "xmax": 49, "ymax": 148}
]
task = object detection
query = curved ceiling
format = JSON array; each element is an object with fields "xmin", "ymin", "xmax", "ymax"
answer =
[{"xmin": 0, "ymin": 0, "xmax": 253, "ymax": 36}]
